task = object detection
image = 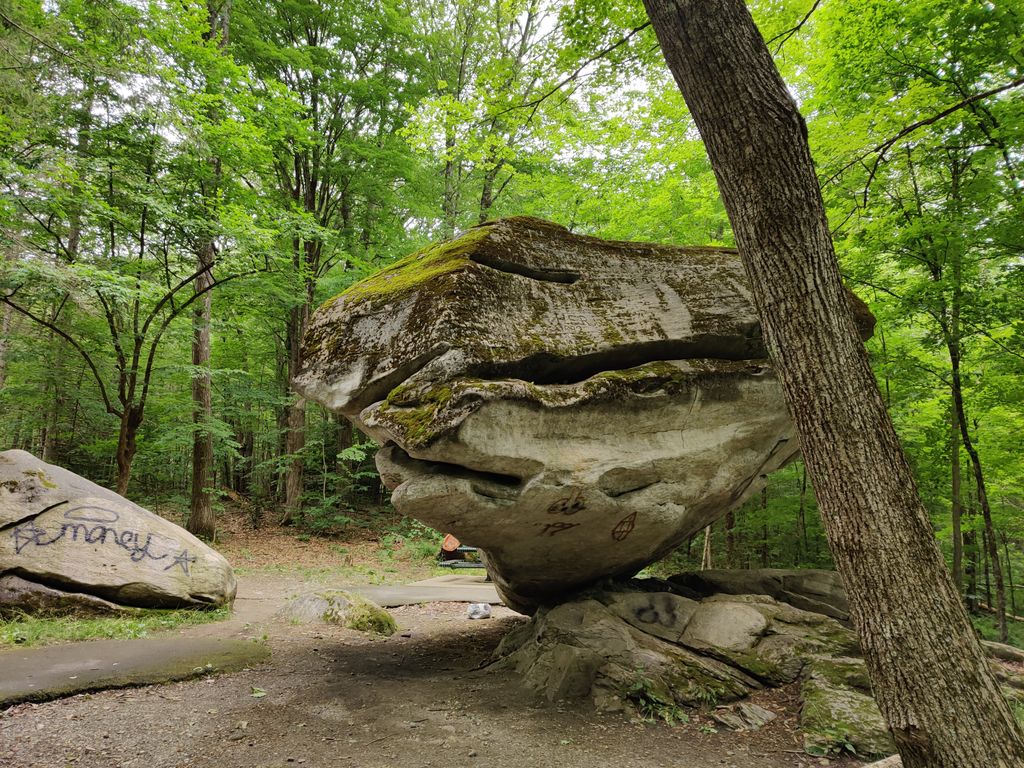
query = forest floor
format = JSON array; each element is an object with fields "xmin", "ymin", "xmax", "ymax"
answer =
[{"xmin": 0, "ymin": 512, "xmax": 867, "ymax": 768}]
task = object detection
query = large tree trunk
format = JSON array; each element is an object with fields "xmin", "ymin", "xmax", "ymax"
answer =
[
  {"xmin": 641, "ymin": 1, "xmax": 1024, "ymax": 765},
  {"xmin": 188, "ymin": 238, "xmax": 216, "ymax": 538}
]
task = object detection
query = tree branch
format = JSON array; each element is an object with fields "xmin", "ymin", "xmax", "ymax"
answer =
[
  {"xmin": 138, "ymin": 269, "xmax": 259, "ymax": 407},
  {"xmin": 824, "ymin": 75, "xmax": 1024, "ymax": 188},
  {"xmin": 489, "ymin": 22, "xmax": 651, "ymax": 121},
  {"xmin": 768, "ymin": 0, "xmax": 822, "ymax": 54},
  {"xmin": 139, "ymin": 261, "xmax": 215, "ymax": 340},
  {"xmin": 1, "ymin": 295, "xmax": 120, "ymax": 416}
]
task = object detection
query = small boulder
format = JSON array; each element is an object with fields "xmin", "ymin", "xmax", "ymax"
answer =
[
  {"xmin": 0, "ymin": 574, "xmax": 126, "ymax": 616},
  {"xmin": 0, "ymin": 451, "xmax": 235, "ymax": 610},
  {"xmin": 276, "ymin": 589, "xmax": 396, "ymax": 635},
  {"xmin": 681, "ymin": 598, "xmax": 770, "ymax": 652},
  {"xmin": 800, "ymin": 657, "xmax": 895, "ymax": 759}
]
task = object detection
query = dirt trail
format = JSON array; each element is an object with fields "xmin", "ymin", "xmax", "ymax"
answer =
[{"xmin": 1, "ymin": 572, "xmax": 864, "ymax": 768}]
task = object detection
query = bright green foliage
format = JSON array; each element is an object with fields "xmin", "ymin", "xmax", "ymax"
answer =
[{"xmin": 0, "ymin": 0, "xmax": 1022, "ymax": 624}]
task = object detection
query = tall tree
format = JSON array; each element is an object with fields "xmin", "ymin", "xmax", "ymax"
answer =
[
  {"xmin": 186, "ymin": 0, "xmax": 232, "ymax": 538},
  {"xmin": 641, "ymin": 0, "xmax": 1024, "ymax": 765},
  {"xmin": 234, "ymin": 0, "xmax": 426, "ymax": 522}
]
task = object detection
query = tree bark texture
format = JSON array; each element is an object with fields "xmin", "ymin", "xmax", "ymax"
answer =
[
  {"xmin": 188, "ymin": 238, "xmax": 216, "ymax": 538},
  {"xmin": 187, "ymin": 0, "xmax": 230, "ymax": 539},
  {"xmin": 641, "ymin": 1, "xmax": 1024, "ymax": 765}
]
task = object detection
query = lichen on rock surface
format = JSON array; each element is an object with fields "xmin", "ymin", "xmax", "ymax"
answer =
[
  {"xmin": 492, "ymin": 572, "xmax": 897, "ymax": 759},
  {"xmin": 276, "ymin": 590, "xmax": 396, "ymax": 635},
  {"xmin": 296, "ymin": 217, "xmax": 874, "ymax": 613}
]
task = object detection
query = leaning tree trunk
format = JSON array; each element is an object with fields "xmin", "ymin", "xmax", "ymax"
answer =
[{"xmin": 641, "ymin": 1, "xmax": 1024, "ymax": 765}]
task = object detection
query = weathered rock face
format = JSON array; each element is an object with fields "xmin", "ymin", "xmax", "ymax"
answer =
[
  {"xmin": 0, "ymin": 450, "xmax": 236, "ymax": 610},
  {"xmin": 297, "ymin": 217, "xmax": 873, "ymax": 612},
  {"xmin": 275, "ymin": 589, "xmax": 397, "ymax": 635},
  {"xmin": 493, "ymin": 576, "xmax": 895, "ymax": 759}
]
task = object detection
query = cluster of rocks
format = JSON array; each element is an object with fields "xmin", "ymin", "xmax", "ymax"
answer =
[{"xmin": 492, "ymin": 569, "xmax": 895, "ymax": 758}]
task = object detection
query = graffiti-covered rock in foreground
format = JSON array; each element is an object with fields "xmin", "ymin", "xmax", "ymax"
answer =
[{"xmin": 0, "ymin": 450, "xmax": 235, "ymax": 611}]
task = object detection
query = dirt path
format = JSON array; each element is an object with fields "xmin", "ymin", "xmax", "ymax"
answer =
[{"xmin": 0, "ymin": 572, "xmax": 864, "ymax": 768}]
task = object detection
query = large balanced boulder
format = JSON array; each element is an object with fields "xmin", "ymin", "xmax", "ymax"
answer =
[
  {"xmin": 0, "ymin": 450, "xmax": 235, "ymax": 611},
  {"xmin": 296, "ymin": 217, "xmax": 873, "ymax": 612}
]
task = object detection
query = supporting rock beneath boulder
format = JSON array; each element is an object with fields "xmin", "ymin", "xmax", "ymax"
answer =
[{"xmin": 491, "ymin": 576, "xmax": 892, "ymax": 759}]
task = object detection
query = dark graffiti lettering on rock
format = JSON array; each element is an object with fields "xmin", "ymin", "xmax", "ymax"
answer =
[{"xmin": 10, "ymin": 502, "xmax": 198, "ymax": 574}]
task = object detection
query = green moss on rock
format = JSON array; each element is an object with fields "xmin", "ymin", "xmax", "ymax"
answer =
[
  {"xmin": 323, "ymin": 225, "xmax": 493, "ymax": 308},
  {"xmin": 800, "ymin": 665, "xmax": 894, "ymax": 758}
]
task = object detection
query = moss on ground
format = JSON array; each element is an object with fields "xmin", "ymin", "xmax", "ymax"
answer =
[{"xmin": 320, "ymin": 591, "xmax": 397, "ymax": 636}]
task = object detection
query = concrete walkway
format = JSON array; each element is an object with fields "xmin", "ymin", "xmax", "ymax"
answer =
[
  {"xmin": 350, "ymin": 573, "xmax": 502, "ymax": 607},
  {"xmin": 0, "ymin": 637, "xmax": 269, "ymax": 707},
  {"xmin": 0, "ymin": 574, "xmax": 501, "ymax": 707}
]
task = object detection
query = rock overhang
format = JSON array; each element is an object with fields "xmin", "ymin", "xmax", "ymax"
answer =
[{"xmin": 296, "ymin": 217, "xmax": 874, "ymax": 613}]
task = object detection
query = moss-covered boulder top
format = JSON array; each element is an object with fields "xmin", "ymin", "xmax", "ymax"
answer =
[
  {"xmin": 295, "ymin": 217, "xmax": 873, "ymax": 613},
  {"xmin": 297, "ymin": 217, "xmax": 871, "ymax": 418}
]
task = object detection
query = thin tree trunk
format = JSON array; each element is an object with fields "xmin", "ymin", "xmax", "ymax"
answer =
[
  {"xmin": 760, "ymin": 486, "xmax": 769, "ymax": 568},
  {"xmin": 0, "ymin": 299, "xmax": 12, "ymax": 392},
  {"xmin": 1003, "ymin": 532, "xmax": 1017, "ymax": 619},
  {"xmin": 952, "ymin": 406, "xmax": 963, "ymax": 591},
  {"xmin": 115, "ymin": 406, "xmax": 142, "ymax": 496},
  {"xmin": 478, "ymin": 157, "xmax": 505, "ymax": 224},
  {"xmin": 984, "ymin": 525, "xmax": 993, "ymax": 615},
  {"xmin": 188, "ymin": 239, "xmax": 216, "ymax": 537},
  {"xmin": 797, "ymin": 462, "xmax": 809, "ymax": 563},
  {"xmin": 187, "ymin": 0, "xmax": 229, "ymax": 539},
  {"xmin": 281, "ymin": 296, "xmax": 309, "ymax": 524},
  {"xmin": 641, "ymin": 1, "xmax": 1024, "ymax": 763},
  {"xmin": 442, "ymin": 132, "xmax": 461, "ymax": 238},
  {"xmin": 950, "ymin": 335, "xmax": 1007, "ymax": 641},
  {"xmin": 724, "ymin": 509, "xmax": 737, "ymax": 569},
  {"xmin": 965, "ymin": 496, "xmax": 980, "ymax": 614},
  {"xmin": 700, "ymin": 525, "xmax": 712, "ymax": 570}
]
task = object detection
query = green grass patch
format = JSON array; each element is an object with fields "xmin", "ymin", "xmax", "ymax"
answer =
[
  {"xmin": 0, "ymin": 606, "xmax": 232, "ymax": 648},
  {"xmin": 972, "ymin": 614, "xmax": 1024, "ymax": 649}
]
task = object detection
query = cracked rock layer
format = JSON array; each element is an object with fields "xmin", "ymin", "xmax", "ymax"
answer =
[{"xmin": 296, "ymin": 217, "xmax": 874, "ymax": 612}]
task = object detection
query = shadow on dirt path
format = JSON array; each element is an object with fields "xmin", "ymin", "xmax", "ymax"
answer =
[{"xmin": 0, "ymin": 572, "xmax": 865, "ymax": 768}]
